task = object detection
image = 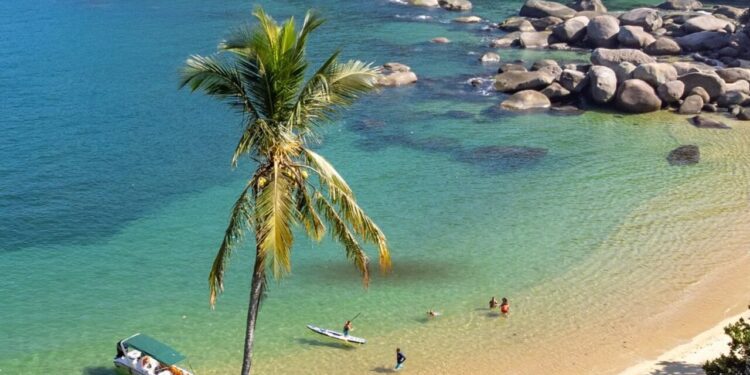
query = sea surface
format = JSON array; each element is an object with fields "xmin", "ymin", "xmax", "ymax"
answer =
[{"xmin": 1, "ymin": 1, "xmax": 749, "ymax": 374}]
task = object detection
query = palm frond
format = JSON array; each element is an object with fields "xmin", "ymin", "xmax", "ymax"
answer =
[
  {"xmin": 255, "ymin": 161, "xmax": 296, "ymax": 278},
  {"xmin": 303, "ymin": 148, "xmax": 352, "ymax": 195},
  {"xmin": 208, "ymin": 182, "xmax": 255, "ymax": 307},
  {"xmin": 315, "ymin": 192, "xmax": 370, "ymax": 286},
  {"xmin": 296, "ymin": 181, "xmax": 326, "ymax": 241}
]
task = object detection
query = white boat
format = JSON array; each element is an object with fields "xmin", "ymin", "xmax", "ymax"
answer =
[
  {"xmin": 306, "ymin": 324, "xmax": 367, "ymax": 344},
  {"xmin": 114, "ymin": 333, "xmax": 193, "ymax": 375}
]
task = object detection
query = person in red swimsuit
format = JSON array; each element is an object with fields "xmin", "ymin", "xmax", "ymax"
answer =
[{"xmin": 500, "ymin": 297, "xmax": 510, "ymax": 315}]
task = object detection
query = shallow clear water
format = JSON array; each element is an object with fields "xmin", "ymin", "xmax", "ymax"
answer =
[{"xmin": 1, "ymin": 1, "xmax": 749, "ymax": 374}]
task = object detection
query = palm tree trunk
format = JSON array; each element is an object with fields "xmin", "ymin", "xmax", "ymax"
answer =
[{"xmin": 240, "ymin": 248, "xmax": 265, "ymax": 375}]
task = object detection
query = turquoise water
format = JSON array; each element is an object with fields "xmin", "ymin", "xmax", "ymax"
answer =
[{"xmin": 2, "ymin": 1, "xmax": 749, "ymax": 374}]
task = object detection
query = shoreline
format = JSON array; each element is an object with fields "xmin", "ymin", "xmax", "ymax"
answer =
[{"xmin": 619, "ymin": 310, "xmax": 747, "ymax": 375}]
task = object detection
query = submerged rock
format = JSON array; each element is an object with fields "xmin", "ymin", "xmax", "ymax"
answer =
[
  {"xmin": 453, "ymin": 145, "xmax": 548, "ymax": 172},
  {"xmin": 377, "ymin": 63, "xmax": 418, "ymax": 87},
  {"xmin": 454, "ymin": 15, "xmax": 482, "ymax": 23},
  {"xmin": 480, "ymin": 52, "xmax": 501, "ymax": 62},
  {"xmin": 500, "ymin": 90, "xmax": 552, "ymax": 110},
  {"xmin": 667, "ymin": 145, "xmax": 700, "ymax": 165},
  {"xmin": 689, "ymin": 115, "xmax": 731, "ymax": 129},
  {"xmin": 438, "ymin": 0, "xmax": 473, "ymax": 11},
  {"xmin": 494, "ymin": 71, "xmax": 555, "ymax": 92}
]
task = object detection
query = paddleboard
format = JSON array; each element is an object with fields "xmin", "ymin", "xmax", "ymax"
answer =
[{"xmin": 306, "ymin": 324, "xmax": 366, "ymax": 344}]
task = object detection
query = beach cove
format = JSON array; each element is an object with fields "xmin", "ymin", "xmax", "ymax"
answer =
[{"xmin": 1, "ymin": 0, "xmax": 749, "ymax": 374}]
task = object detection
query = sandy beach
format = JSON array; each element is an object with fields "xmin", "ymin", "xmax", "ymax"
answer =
[{"xmin": 619, "ymin": 311, "xmax": 744, "ymax": 375}]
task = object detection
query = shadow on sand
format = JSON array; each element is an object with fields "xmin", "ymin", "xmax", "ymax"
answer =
[
  {"xmin": 644, "ymin": 361, "xmax": 705, "ymax": 375},
  {"xmin": 371, "ymin": 365, "xmax": 395, "ymax": 373},
  {"xmin": 296, "ymin": 338, "xmax": 356, "ymax": 351},
  {"xmin": 82, "ymin": 367, "xmax": 117, "ymax": 375}
]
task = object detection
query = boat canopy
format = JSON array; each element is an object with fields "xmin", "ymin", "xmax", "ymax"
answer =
[{"xmin": 123, "ymin": 334, "xmax": 186, "ymax": 365}]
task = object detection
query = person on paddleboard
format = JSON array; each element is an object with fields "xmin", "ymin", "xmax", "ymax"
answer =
[
  {"xmin": 500, "ymin": 297, "xmax": 510, "ymax": 315},
  {"xmin": 395, "ymin": 348, "xmax": 406, "ymax": 370},
  {"xmin": 343, "ymin": 320, "xmax": 353, "ymax": 336},
  {"xmin": 489, "ymin": 296, "xmax": 499, "ymax": 309}
]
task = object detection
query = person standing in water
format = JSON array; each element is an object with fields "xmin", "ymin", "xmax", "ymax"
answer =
[
  {"xmin": 489, "ymin": 296, "xmax": 499, "ymax": 309},
  {"xmin": 500, "ymin": 297, "xmax": 510, "ymax": 316},
  {"xmin": 343, "ymin": 320, "xmax": 353, "ymax": 336},
  {"xmin": 395, "ymin": 348, "xmax": 406, "ymax": 371}
]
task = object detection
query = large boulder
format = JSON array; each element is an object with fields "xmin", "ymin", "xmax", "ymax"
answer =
[
  {"xmin": 438, "ymin": 0, "xmax": 472, "ymax": 11},
  {"xmin": 520, "ymin": 0, "xmax": 577, "ymax": 19},
  {"xmin": 454, "ymin": 15, "xmax": 483, "ymax": 23},
  {"xmin": 689, "ymin": 115, "xmax": 730, "ymax": 129},
  {"xmin": 620, "ymin": 8, "xmax": 663, "ymax": 32},
  {"xmin": 672, "ymin": 61, "xmax": 715, "ymax": 75},
  {"xmin": 657, "ymin": 80, "xmax": 685, "ymax": 104},
  {"xmin": 644, "ymin": 37, "xmax": 682, "ymax": 55},
  {"xmin": 618, "ymin": 25, "xmax": 656, "ymax": 48},
  {"xmin": 499, "ymin": 17, "xmax": 536, "ymax": 32},
  {"xmin": 377, "ymin": 63, "xmax": 418, "ymax": 86},
  {"xmin": 689, "ymin": 87, "xmax": 710, "ymax": 103},
  {"xmin": 632, "ymin": 63, "xmax": 678, "ymax": 87},
  {"xmin": 677, "ymin": 72, "xmax": 727, "ymax": 100},
  {"xmin": 726, "ymin": 80, "xmax": 750, "ymax": 94},
  {"xmin": 612, "ymin": 61, "xmax": 636, "ymax": 83},
  {"xmin": 480, "ymin": 52, "xmax": 501, "ymax": 63},
  {"xmin": 407, "ymin": 0, "xmax": 439, "ymax": 7},
  {"xmin": 616, "ymin": 79, "xmax": 662, "ymax": 112},
  {"xmin": 541, "ymin": 82, "xmax": 571, "ymax": 100},
  {"xmin": 683, "ymin": 15, "xmax": 734, "ymax": 34},
  {"xmin": 586, "ymin": 15, "xmax": 620, "ymax": 48},
  {"xmin": 490, "ymin": 32, "xmax": 522, "ymax": 48},
  {"xmin": 570, "ymin": 0, "xmax": 606, "ymax": 12},
  {"xmin": 520, "ymin": 31, "xmax": 553, "ymax": 48},
  {"xmin": 588, "ymin": 65, "xmax": 618, "ymax": 103},
  {"xmin": 559, "ymin": 69, "xmax": 589, "ymax": 92},
  {"xmin": 667, "ymin": 145, "xmax": 700, "ymax": 166},
  {"xmin": 500, "ymin": 90, "xmax": 552, "ymax": 110},
  {"xmin": 590, "ymin": 48, "xmax": 656, "ymax": 69},
  {"xmin": 498, "ymin": 63, "xmax": 528, "ymax": 73},
  {"xmin": 679, "ymin": 94, "xmax": 704, "ymax": 114},
  {"xmin": 715, "ymin": 68, "xmax": 750, "ymax": 83},
  {"xmin": 494, "ymin": 71, "xmax": 556, "ymax": 92},
  {"xmin": 552, "ymin": 16, "xmax": 590, "ymax": 43},
  {"xmin": 717, "ymin": 91, "xmax": 750, "ymax": 107},
  {"xmin": 675, "ymin": 31, "xmax": 731, "ymax": 52},
  {"xmin": 531, "ymin": 16, "xmax": 564, "ymax": 31},
  {"xmin": 658, "ymin": 0, "xmax": 703, "ymax": 11},
  {"xmin": 713, "ymin": 5, "xmax": 745, "ymax": 20}
]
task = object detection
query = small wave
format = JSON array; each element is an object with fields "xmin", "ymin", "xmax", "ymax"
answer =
[{"xmin": 389, "ymin": 0, "xmax": 408, "ymax": 4}]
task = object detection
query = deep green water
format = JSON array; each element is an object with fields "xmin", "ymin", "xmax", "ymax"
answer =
[{"xmin": 2, "ymin": 1, "xmax": 748, "ymax": 374}]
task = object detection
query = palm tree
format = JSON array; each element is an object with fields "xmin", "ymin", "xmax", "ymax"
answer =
[{"xmin": 180, "ymin": 7, "xmax": 391, "ymax": 375}]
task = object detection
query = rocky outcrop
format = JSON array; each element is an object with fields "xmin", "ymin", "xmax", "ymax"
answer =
[
  {"xmin": 490, "ymin": 32, "xmax": 522, "ymax": 48},
  {"xmin": 620, "ymin": 8, "xmax": 663, "ymax": 32},
  {"xmin": 454, "ymin": 16, "xmax": 482, "ymax": 23},
  {"xmin": 678, "ymin": 72, "xmax": 727, "ymax": 100},
  {"xmin": 586, "ymin": 15, "xmax": 620, "ymax": 48},
  {"xmin": 377, "ymin": 63, "xmax": 418, "ymax": 86},
  {"xmin": 500, "ymin": 90, "xmax": 552, "ymax": 110},
  {"xmin": 616, "ymin": 79, "xmax": 662, "ymax": 112},
  {"xmin": 618, "ymin": 26, "xmax": 656, "ymax": 48},
  {"xmin": 667, "ymin": 145, "xmax": 700, "ymax": 165},
  {"xmin": 717, "ymin": 91, "xmax": 750, "ymax": 107},
  {"xmin": 531, "ymin": 16, "xmax": 564, "ymax": 30},
  {"xmin": 632, "ymin": 63, "xmax": 678, "ymax": 87},
  {"xmin": 494, "ymin": 71, "xmax": 556, "ymax": 92},
  {"xmin": 658, "ymin": 0, "xmax": 703, "ymax": 11},
  {"xmin": 689, "ymin": 115, "xmax": 731, "ymax": 129},
  {"xmin": 713, "ymin": 5, "xmax": 745, "ymax": 20},
  {"xmin": 438, "ymin": 0, "xmax": 472, "ymax": 11},
  {"xmin": 432, "ymin": 37, "xmax": 451, "ymax": 43},
  {"xmin": 570, "ymin": 0, "xmax": 606, "ymax": 12},
  {"xmin": 590, "ymin": 48, "xmax": 656, "ymax": 68},
  {"xmin": 552, "ymin": 16, "xmax": 590, "ymax": 43},
  {"xmin": 657, "ymin": 81, "xmax": 685, "ymax": 104},
  {"xmin": 408, "ymin": 0, "xmax": 439, "ymax": 6},
  {"xmin": 520, "ymin": 0, "xmax": 577, "ymax": 20},
  {"xmin": 644, "ymin": 37, "xmax": 682, "ymax": 55},
  {"xmin": 588, "ymin": 65, "xmax": 618, "ymax": 103},
  {"xmin": 715, "ymin": 68, "xmax": 750, "ymax": 83},
  {"xmin": 675, "ymin": 31, "xmax": 731, "ymax": 52},
  {"xmin": 541, "ymin": 82, "xmax": 571, "ymax": 100}
]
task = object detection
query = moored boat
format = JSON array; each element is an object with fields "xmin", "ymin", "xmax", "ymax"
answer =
[{"xmin": 114, "ymin": 333, "xmax": 193, "ymax": 375}]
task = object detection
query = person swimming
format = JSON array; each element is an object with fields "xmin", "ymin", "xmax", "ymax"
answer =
[
  {"xmin": 489, "ymin": 296, "xmax": 499, "ymax": 309},
  {"xmin": 427, "ymin": 310, "xmax": 440, "ymax": 317},
  {"xmin": 343, "ymin": 320, "xmax": 353, "ymax": 336},
  {"xmin": 500, "ymin": 297, "xmax": 510, "ymax": 315}
]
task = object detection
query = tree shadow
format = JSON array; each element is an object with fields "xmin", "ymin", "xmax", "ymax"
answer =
[
  {"xmin": 296, "ymin": 338, "xmax": 356, "ymax": 351},
  {"xmin": 371, "ymin": 366, "xmax": 394, "ymax": 373},
  {"xmin": 646, "ymin": 361, "xmax": 705, "ymax": 375},
  {"xmin": 82, "ymin": 367, "xmax": 117, "ymax": 375}
]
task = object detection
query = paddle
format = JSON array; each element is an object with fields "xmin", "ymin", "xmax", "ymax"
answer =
[{"xmin": 349, "ymin": 312, "xmax": 361, "ymax": 322}]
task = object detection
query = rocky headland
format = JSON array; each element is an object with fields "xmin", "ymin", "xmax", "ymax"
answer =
[{"xmin": 383, "ymin": 0, "xmax": 750, "ymax": 125}]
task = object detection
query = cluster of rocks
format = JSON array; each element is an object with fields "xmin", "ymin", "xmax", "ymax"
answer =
[
  {"xmin": 485, "ymin": 0, "xmax": 750, "ymax": 120},
  {"xmin": 406, "ymin": 0, "xmax": 473, "ymax": 11},
  {"xmin": 377, "ymin": 62, "xmax": 419, "ymax": 87}
]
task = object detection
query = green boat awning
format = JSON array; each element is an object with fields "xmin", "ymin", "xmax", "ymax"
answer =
[{"xmin": 123, "ymin": 334, "xmax": 186, "ymax": 365}]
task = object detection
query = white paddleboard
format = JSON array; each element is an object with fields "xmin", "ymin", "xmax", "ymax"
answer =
[{"xmin": 306, "ymin": 324, "xmax": 366, "ymax": 344}]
